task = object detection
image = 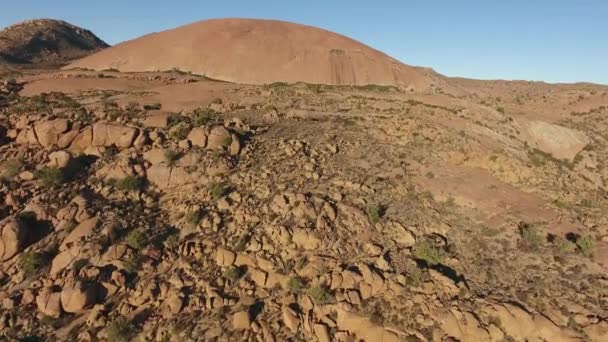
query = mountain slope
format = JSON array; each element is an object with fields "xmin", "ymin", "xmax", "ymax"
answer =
[
  {"xmin": 67, "ymin": 18, "xmax": 447, "ymax": 90},
  {"xmin": 0, "ymin": 19, "xmax": 108, "ymax": 67}
]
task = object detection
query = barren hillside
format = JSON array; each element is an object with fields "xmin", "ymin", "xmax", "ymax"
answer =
[{"xmin": 67, "ymin": 18, "xmax": 450, "ymax": 92}]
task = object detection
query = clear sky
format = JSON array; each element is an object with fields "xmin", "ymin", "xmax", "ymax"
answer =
[{"xmin": 1, "ymin": 0, "xmax": 606, "ymax": 84}]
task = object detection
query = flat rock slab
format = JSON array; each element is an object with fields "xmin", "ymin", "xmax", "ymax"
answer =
[{"xmin": 523, "ymin": 120, "xmax": 588, "ymax": 160}]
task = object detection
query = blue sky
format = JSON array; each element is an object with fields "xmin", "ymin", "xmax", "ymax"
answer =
[{"xmin": 1, "ymin": 0, "xmax": 606, "ymax": 84}]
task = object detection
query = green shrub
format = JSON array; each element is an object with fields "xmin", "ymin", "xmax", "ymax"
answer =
[
  {"xmin": 114, "ymin": 175, "xmax": 142, "ymax": 191},
  {"xmin": 169, "ymin": 122, "xmax": 191, "ymax": 141},
  {"xmin": 106, "ymin": 317, "xmax": 134, "ymax": 342},
  {"xmin": 193, "ymin": 108, "xmax": 215, "ymax": 126},
  {"xmin": 123, "ymin": 253, "xmax": 141, "ymax": 274},
  {"xmin": 406, "ymin": 266, "xmax": 425, "ymax": 287},
  {"xmin": 126, "ymin": 229, "xmax": 147, "ymax": 250},
  {"xmin": 224, "ymin": 266, "xmax": 246, "ymax": 283},
  {"xmin": 519, "ymin": 222, "xmax": 544, "ymax": 249},
  {"xmin": 184, "ymin": 210, "xmax": 201, "ymax": 226},
  {"xmin": 308, "ymin": 285, "xmax": 332, "ymax": 305},
  {"xmin": 20, "ymin": 251, "xmax": 47, "ymax": 277},
  {"xmin": 287, "ymin": 276, "xmax": 306, "ymax": 294},
  {"xmin": 366, "ymin": 205, "xmax": 382, "ymax": 224},
  {"xmin": 34, "ymin": 167, "xmax": 64, "ymax": 187},
  {"xmin": 553, "ymin": 236, "xmax": 576, "ymax": 254},
  {"xmin": 209, "ymin": 182, "xmax": 229, "ymax": 199},
  {"xmin": 576, "ymin": 235, "xmax": 596, "ymax": 257},
  {"xmin": 413, "ymin": 240, "xmax": 447, "ymax": 266},
  {"xmin": 1, "ymin": 159, "xmax": 23, "ymax": 179}
]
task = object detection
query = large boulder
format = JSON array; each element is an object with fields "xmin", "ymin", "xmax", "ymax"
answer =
[
  {"xmin": 47, "ymin": 150, "xmax": 72, "ymax": 168},
  {"xmin": 187, "ymin": 127, "xmax": 208, "ymax": 147},
  {"xmin": 143, "ymin": 110, "xmax": 172, "ymax": 128},
  {"xmin": 207, "ymin": 126, "xmax": 231, "ymax": 149},
  {"xmin": 36, "ymin": 287, "xmax": 63, "ymax": 318},
  {"xmin": 60, "ymin": 281, "xmax": 98, "ymax": 313},
  {"xmin": 34, "ymin": 119, "xmax": 70, "ymax": 148},
  {"xmin": 60, "ymin": 217, "xmax": 99, "ymax": 251},
  {"xmin": 92, "ymin": 122, "xmax": 139, "ymax": 148},
  {"xmin": 336, "ymin": 308, "xmax": 401, "ymax": 342},
  {"xmin": 0, "ymin": 217, "xmax": 28, "ymax": 261},
  {"xmin": 69, "ymin": 126, "xmax": 93, "ymax": 152}
]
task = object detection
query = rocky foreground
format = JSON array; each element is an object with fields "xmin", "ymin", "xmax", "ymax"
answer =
[{"xmin": 0, "ymin": 73, "xmax": 607, "ymax": 341}]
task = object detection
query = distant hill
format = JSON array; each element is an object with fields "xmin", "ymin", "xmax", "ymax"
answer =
[
  {"xmin": 0, "ymin": 19, "xmax": 108, "ymax": 67},
  {"xmin": 67, "ymin": 18, "xmax": 450, "ymax": 91}
]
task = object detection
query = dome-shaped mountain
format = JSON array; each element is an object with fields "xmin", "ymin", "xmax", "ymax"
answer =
[
  {"xmin": 0, "ymin": 19, "xmax": 108, "ymax": 67},
  {"xmin": 67, "ymin": 18, "xmax": 443, "ymax": 89}
]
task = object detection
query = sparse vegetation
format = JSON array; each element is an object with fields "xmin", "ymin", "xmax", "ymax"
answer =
[
  {"xmin": 193, "ymin": 108, "xmax": 216, "ymax": 126},
  {"xmin": 34, "ymin": 167, "xmax": 64, "ymax": 187},
  {"xmin": 0, "ymin": 159, "xmax": 23, "ymax": 179},
  {"xmin": 553, "ymin": 236, "xmax": 576, "ymax": 254},
  {"xmin": 209, "ymin": 181, "xmax": 230, "ymax": 199},
  {"xmin": 519, "ymin": 222, "xmax": 544, "ymax": 249},
  {"xmin": 308, "ymin": 284, "xmax": 332, "ymax": 304},
  {"xmin": 126, "ymin": 229, "xmax": 147, "ymax": 250},
  {"xmin": 106, "ymin": 317, "xmax": 134, "ymax": 342},
  {"xmin": 169, "ymin": 122, "xmax": 191, "ymax": 141},
  {"xmin": 123, "ymin": 253, "xmax": 141, "ymax": 274},
  {"xmin": 287, "ymin": 276, "xmax": 306, "ymax": 294},
  {"xmin": 576, "ymin": 235, "xmax": 596, "ymax": 257},
  {"xmin": 367, "ymin": 204, "xmax": 383, "ymax": 224},
  {"xmin": 224, "ymin": 266, "xmax": 246, "ymax": 283},
  {"xmin": 184, "ymin": 210, "xmax": 201, "ymax": 226},
  {"xmin": 114, "ymin": 175, "xmax": 142, "ymax": 191},
  {"xmin": 413, "ymin": 240, "xmax": 447, "ymax": 266},
  {"xmin": 20, "ymin": 251, "xmax": 48, "ymax": 277}
]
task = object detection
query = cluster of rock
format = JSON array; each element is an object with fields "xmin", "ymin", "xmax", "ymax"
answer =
[{"xmin": 0, "ymin": 81, "xmax": 606, "ymax": 342}]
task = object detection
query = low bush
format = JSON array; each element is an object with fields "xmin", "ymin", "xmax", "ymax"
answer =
[
  {"xmin": 413, "ymin": 240, "xmax": 447, "ymax": 266},
  {"xmin": 34, "ymin": 167, "xmax": 64, "ymax": 187}
]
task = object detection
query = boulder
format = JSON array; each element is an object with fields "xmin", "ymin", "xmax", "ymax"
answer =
[
  {"xmin": 282, "ymin": 306, "xmax": 300, "ymax": 332},
  {"xmin": 0, "ymin": 217, "xmax": 28, "ymax": 261},
  {"xmin": 215, "ymin": 248, "xmax": 236, "ymax": 266},
  {"xmin": 146, "ymin": 165, "xmax": 172, "ymax": 188},
  {"xmin": 232, "ymin": 310, "xmax": 251, "ymax": 330},
  {"xmin": 92, "ymin": 122, "xmax": 139, "ymax": 148},
  {"xmin": 60, "ymin": 217, "xmax": 99, "ymax": 251},
  {"xmin": 36, "ymin": 287, "xmax": 62, "ymax": 318},
  {"xmin": 60, "ymin": 281, "xmax": 97, "ymax": 313},
  {"xmin": 207, "ymin": 126, "xmax": 231, "ymax": 149},
  {"xmin": 143, "ymin": 148, "xmax": 169, "ymax": 165},
  {"xmin": 336, "ymin": 308, "xmax": 400, "ymax": 342},
  {"xmin": 143, "ymin": 110, "xmax": 172, "ymax": 128},
  {"xmin": 187, "ymin": 127, "xmax": 208, "ymax": 147},
  {"xmin": 34, "ymin": 119, "xmax": 70, "ymax": 148},
  {"xmin": 69, "ymin": 126, "xmax": 93, "ymax": 152},
  {"xmin": 229, "ymin": 133, "xmax": 241, "ymax": 156},
  {"xmin": 47, "ymin": 150, "xmax": 72, "ymax": 168},
  {"xmin": 292, "ymin": 229, "xmax": 321, "ymax": 250},
  {"xmin": 313, "ymin": 323, "xmax": 331, "ymax": 342}
]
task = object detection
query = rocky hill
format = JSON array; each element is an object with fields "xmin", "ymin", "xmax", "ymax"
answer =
[
  {"xmin": 66, "ymin": 18, "xmax": 450, "ymax": 92},
  {"xmin": 0, "ymin": 67, "xmax": 606, "ymax": 341},
  {"xmin": 0, "ymin": 19, "xmax": 108, "ymax": 67}
]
